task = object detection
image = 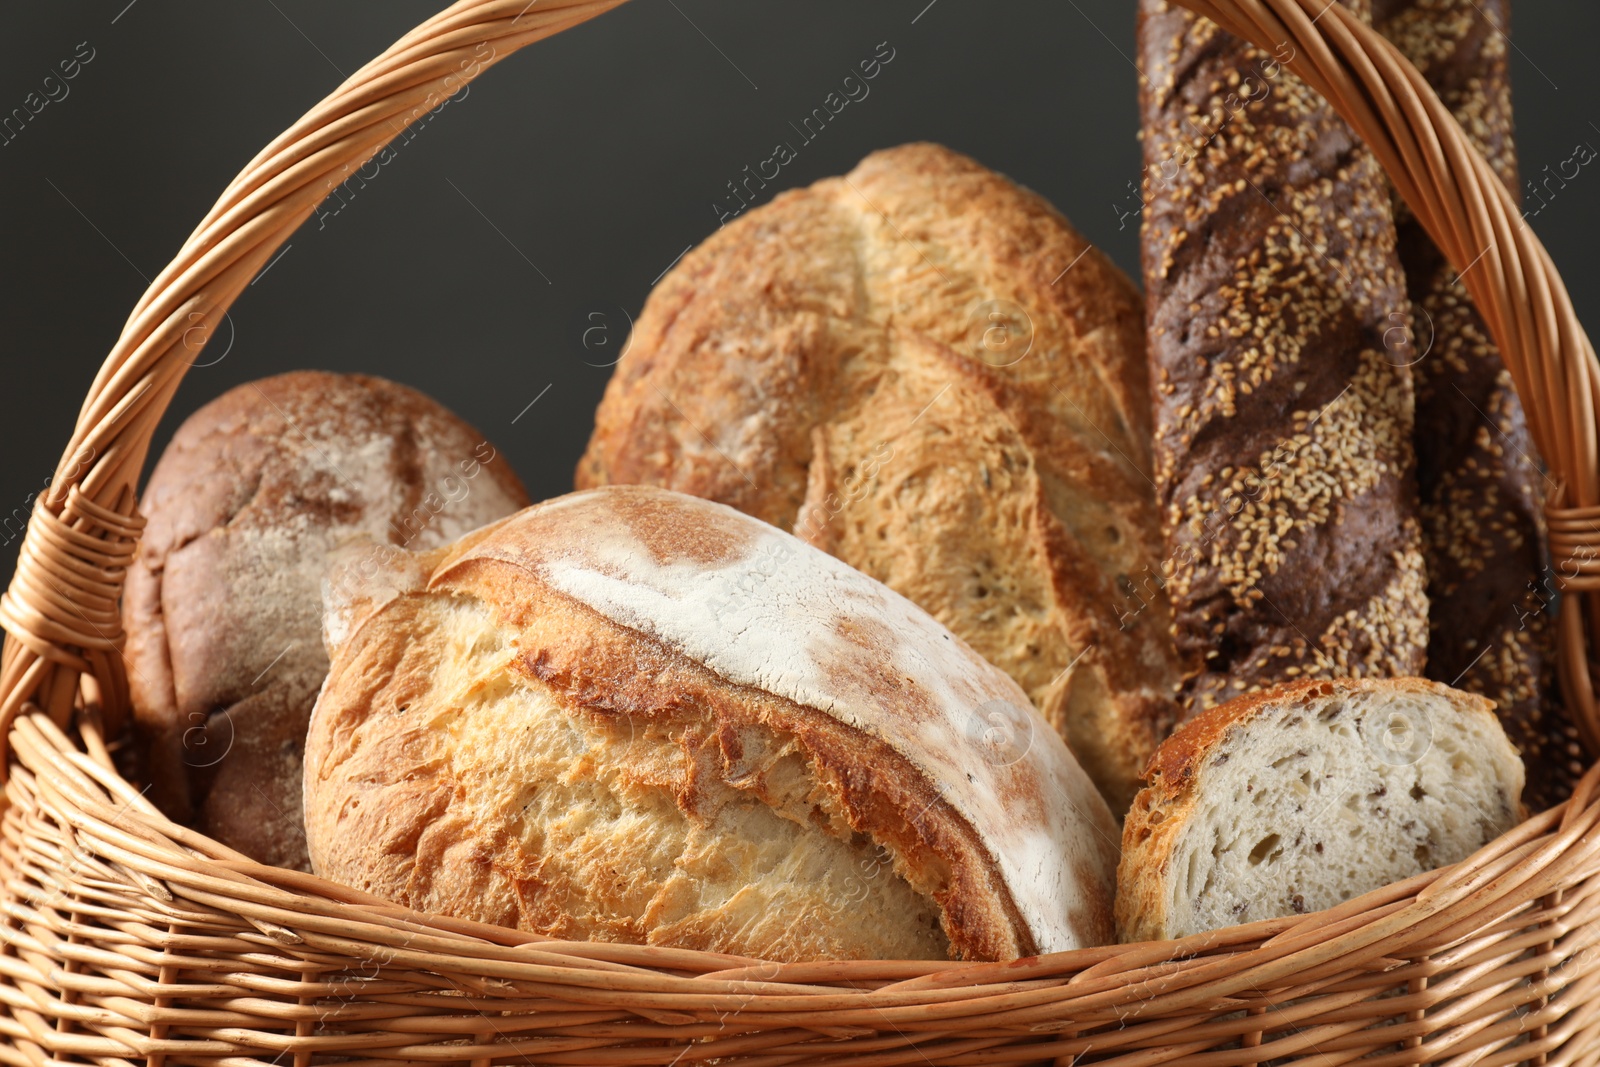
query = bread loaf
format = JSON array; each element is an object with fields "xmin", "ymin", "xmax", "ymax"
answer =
[
  {"xmin": 1138, "ymin": 0, "xmax": 1429, "ymax": 711},
  {"xmin": 1373, "ymin": 0, "xmax": 1578, "ymax": 811},
  {"xmin": 578, "ymin": 143, "xmax": 1180, "ymax": 811},
  {"xmin": 304, "ymin": 485, "xmax": 1121, "ymax": 961},
  {"xmin": 122, "ymin": 371, "xmax": 529, "ymax": 870},
  {"xmin": 1116, "ymin": 677, "xmax": 1524, "ymax": 941}
]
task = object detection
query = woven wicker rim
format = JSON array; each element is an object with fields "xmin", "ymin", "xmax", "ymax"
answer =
[{"xmin": 1, "ymin": 1, "xmax": 1598, "ymax": 1063}]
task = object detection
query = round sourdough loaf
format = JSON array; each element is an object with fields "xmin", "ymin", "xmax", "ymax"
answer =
[
  {"xmin": 122, "ymin": 371, "xmax": 529, "ymax": 871},
  {"xmin": 304, "ymin": 485, "xmax": 1121, "ymax": 961}
]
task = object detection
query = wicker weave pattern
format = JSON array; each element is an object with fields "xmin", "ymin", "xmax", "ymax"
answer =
[{"xmin": 1, "ymin": 0, "xmax": 1598, "ymax": 1062}]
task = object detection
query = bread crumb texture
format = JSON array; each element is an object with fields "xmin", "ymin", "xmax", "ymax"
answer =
[{"xmin": 1116, "ymin": 678, "xmax": 1524, "ymax": 941}]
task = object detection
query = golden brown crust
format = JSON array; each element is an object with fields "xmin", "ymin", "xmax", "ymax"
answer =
[
  {"xmin": 123, "ymin": 371, "xmax": 529, "ymax": 870},
  {"xmin": 310, "ymin": 582, "xmax": 970, "ymax": 958},
  {"xmin": 578, "ymin": 143, "xmax": 1179, "ymax": 811},
  {"xmin": 1138, "ymin": 0, "xmax": 1428, "ymax": 712},
  {"xmin": 305, "ymin": 487, "xmax": 1122, "ymax": 961}
]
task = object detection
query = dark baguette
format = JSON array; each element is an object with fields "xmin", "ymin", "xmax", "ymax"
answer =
[
  {"xmin": 1137, "ymin": 0, "xmax": 1428, "ymax": 712},
  {"xmin": 1373, "ymin": 0, "xmax": 1579, "ymax": 810}
]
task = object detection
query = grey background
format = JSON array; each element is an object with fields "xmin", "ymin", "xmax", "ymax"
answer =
[{"xmin": 1, "ymin": 0, "xmax": 1596, "ymax": 580}]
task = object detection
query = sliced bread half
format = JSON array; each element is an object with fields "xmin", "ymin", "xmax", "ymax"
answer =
[{"xmin": 1116, "ymin": 677, "xmax": 1525, "ymax": 942}]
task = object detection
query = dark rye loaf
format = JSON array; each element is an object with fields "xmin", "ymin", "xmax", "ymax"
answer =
[
  {"xmin": 1138, "ymin": 0, "xmax": 1429, "ymax": 712},
  {"xmin": 122, "ymin": 372, "xmax": 529, "ymax": 870},
  {"xmin": 1372, "ymin": 0, "xmax": 1578, "ymax": 811}
]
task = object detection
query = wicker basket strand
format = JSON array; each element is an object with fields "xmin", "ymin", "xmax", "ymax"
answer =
[{"xmin": 0, "ymin": 0, "xmax": 1598, "ymax": 1063}]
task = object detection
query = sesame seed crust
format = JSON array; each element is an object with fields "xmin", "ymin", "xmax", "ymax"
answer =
[
  {"xmin": 1374, "ymin": 0, "xmax": 1576, "ymax": 810},
  {"xmin": 1138, "ymin": 0, "xmax": 1429, "ymax": 712}
]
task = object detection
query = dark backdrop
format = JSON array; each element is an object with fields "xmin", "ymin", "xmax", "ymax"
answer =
[{"xmin": 1, "ymin": 1, "xmax": 1597, "ymax": 580}]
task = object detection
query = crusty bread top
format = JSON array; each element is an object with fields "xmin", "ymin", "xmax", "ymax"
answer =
[
  {"xmin": 129, "ymin": 371, "xmax": 530, "ymax": 728},
  {"xmin": 578, "ymin": 142, "xmax": 1179, "ymax": 811},
  {"xmin": 385, "ymin": 486, "xmax": 1122, "ymax": 953}
]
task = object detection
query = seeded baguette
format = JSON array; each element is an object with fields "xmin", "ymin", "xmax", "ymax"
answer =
[
  {"xmin": 1137, "ymin": 0, "xmax": 1428, "ymax": 711},
  {"xmin": 1373, "ymin": 0, "xmax": 1578, "ymax": 811},
  {"xmin": 1116, "ymin": 677, "xmax": 1525, "ymax": 941}
]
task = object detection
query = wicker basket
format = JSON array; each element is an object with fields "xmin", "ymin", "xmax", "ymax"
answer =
[{"xmin": 2, "ymin": 0, "xmax": 1598, "ymax": 1063}]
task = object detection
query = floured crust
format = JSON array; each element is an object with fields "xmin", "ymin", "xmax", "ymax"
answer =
[
  {"xmin": 305, "ymin": 486, "xmax": 1121, "ymax": 961},
  {"xmin": 123, "ymin": 371, "xmax": 529, "ymax": 870},
  {"xmin": 578, "ymin": 143, "xmax": 1179, "ymax": 811}
]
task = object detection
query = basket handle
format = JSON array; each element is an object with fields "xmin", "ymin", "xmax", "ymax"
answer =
[
  {"xmin": 0, "ymin": 0, "xmax": 632, "ymax": 765},
  {"xmin": 2, "ymin": 0, "xmax": 1595, "ymax": 771}
]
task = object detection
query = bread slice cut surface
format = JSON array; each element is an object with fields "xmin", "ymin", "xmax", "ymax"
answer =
[{"xmin": 1116, "ymin": 678, "xmax": 1524, "ymax": 942}]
